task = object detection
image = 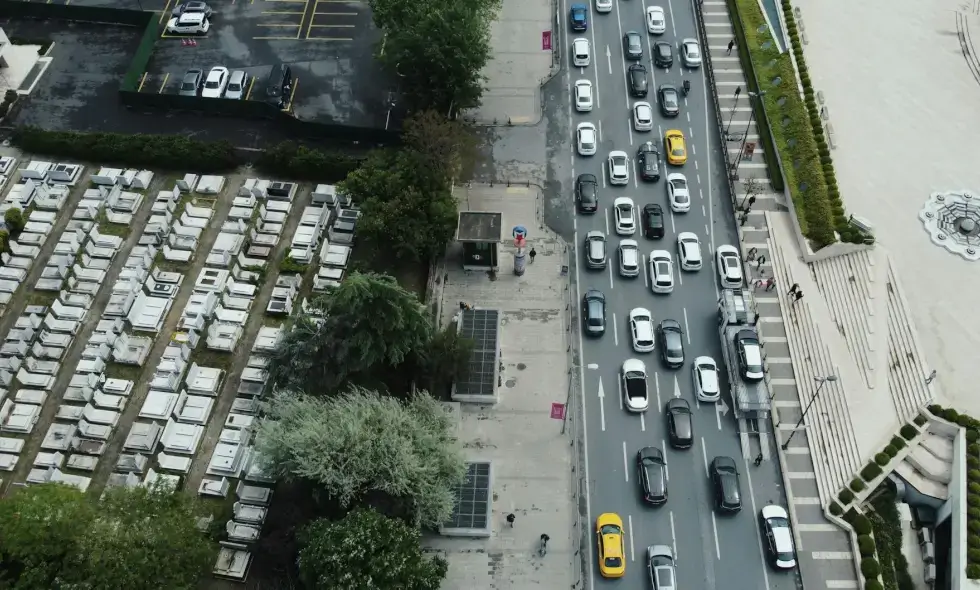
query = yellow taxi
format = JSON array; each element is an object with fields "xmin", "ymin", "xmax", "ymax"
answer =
[
  {"xmin": 596, "ymin": 512, "xmax": 626, "ymax": 578},
  {"xmin": 664, "ymin": 129, "xmax": 687, "ymax": 165}
]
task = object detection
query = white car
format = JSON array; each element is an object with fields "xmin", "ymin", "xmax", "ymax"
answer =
[
  {"xmin": 573, "ymin": 38, "xmax": 591, "ymax": 67},
  {"xmin": 633, "ymin": 102, "xmax": 653, "ymax": 132},
  {"xmin": 622, "ymin": 358, "xmax": 649, "ymax": 411},
  {"xmin": 692, "ymin": 356, "xmax": 720, "ymax": 402},
  {"xmin": 761, "ymin": 505, "xmax": 798, "ymax": 570},
  {"xmin": 166, "ymin": 12, "xmax": 210, "ymax": 34},
  {"xmin": 613, "ymin": 197, "xmax": 636, "ymax": 236},
  {"xmin": 596, "ymin": 0, "xmax": 612, "ymax": 12},
  {"xmin": 574, "ymin": 80, "xmax": 594, "ymax": 112},
  {"xmin": 577, "ymin": 123, "xmax": 597, "ymax": 156},
  {"xmin": 629, "ymin": 310, "xmax": 655, "ymax": 354},
  {"xmin": 677, "ymin": 232, "xmax": 702, "ymax": 271},
  {"xmin": 608, "ymin": 151, "xmax": 630, "ymax": 185},
  {"xmin": 646, "ymin": 6, "xmax": 666, "ymax": 34},
  {"xmin": 647, "ymin": 545, "xmax": 677, "ymax": 590},
  {"xmin": 681, "ymin": 38, "xmax": 702, "ymax": 68},
  {"xmin": 666, "ymin": 173, "xmax": 691, "ymax": 213},
  {"xmin": 619, "ymin": 239, "xmax": 640, "ymax": 277},
  {"xmin": 649, "ymin": 250, "xmax": 674, "ymax": 294},
  {"xmin": 716, "ymin": 245, "xmax": 744, "ymax": 288},
  {"xmin": 201, "ymin": 66, "xmax": 229, "ymax": 98}
]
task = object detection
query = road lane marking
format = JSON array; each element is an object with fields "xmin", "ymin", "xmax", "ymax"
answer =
[
  {"xmin": 613, "ymin": 312, "xmax": 619, "ymax": 346},
  {"xmin": 618, "ymin": 372, "xmax": 624, "ymax": 410},
  {"xmin": 669, "ymin": 511, "xmax": 678, "ymax": 558},
  {"xmin": 623, "ymin": 441, "xmax": 629, "ymax": 481},
  {"xmin": 667, "ymin": 0, "xmax": 676, "ymax": 36},
  {"xmin": 654, "ymin": 372, "xmax": 661, "ymax": 408},
  {"xmin": 604, "ymin": 207, "xmax": 611, "ymax": 234},
  {"xmin": 640, "ymin": 412, "xmax": 646, "ymax": 431},
  {"xmin": 640, "ymin": 0, "xmax": 657, "ymax": 99},
  {"xmin": 608, "ymin": 264, "xmax": 614, "ymax": 289},
  {"xmin": 673, "ymin": 375, "xmax": 681, "ymax": 398},
  {"xmin": 588, "ymin": 363, "xmax": 598, "ymax": 370},
  {"xmin": 701, "ymin": 436, "xmax": 710, "ymax": 476},
  {"xmin": 683, "ymin": 307, "xmax": 690, "ymax": 343},
  {"xmin": 598, "ymin": 376, "xmax": 607, "ymax": 431},
  {"xmin": 642, "ymin": 254, "xmax": 649, "ymax": 287},
  {"xmin": 628, "ymin": 514, "xmax": 636, "ymax": 562},
  {"xmin": 711, "ymin": 511, "xmax": 721, "ymax": 559}
]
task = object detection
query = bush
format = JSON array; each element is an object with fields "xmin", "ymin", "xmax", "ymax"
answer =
[
  {"xmin": 828, "ymin": 501, "xmax": 843, "ymax": 516},
  {"xmin": 3, "ymin": 208, "xmax": 24, "ymax": 234},
  {"xmin": 970, "ymin": 549, "xmax": 980, "ymax": 563},
  {"xmin": 941, "ymin": 408, "xmax": 960, "ymax": 422},
  {"xmin": 874, "ymin": 453, "xmax": 891, "ymax": 466},
  {"xmin": 844, "ymin": 508, "xmax": 860, "ymax": 524},
  {"xmin": 914, "ymin": 414, "xmax": 928, "ymax": 426},
  {"xmin": 900, "ymin": 424, "xmax": 919, "ymax": 440},
  {"xmin": 969, "ymin": 534, "xmax": 980, "ymax": 548},
  {"xmin": 861, "ymin": 463, "xmax": 883, "ymax": 482},
  {"xmin": 850, "ymin": 478, "xmax": 866, "ymax": 493},
  {"xmin": 861, "ymin": 558, "xmax": 881, "ymax": 579},
  {"xmin": 838, "ymin": 489, "xmax": 854, "ymax": 505},
  {"xmin": 969, "ymin": 564, "xmax": 980, "ymax": 579},
  {"xmin": 969, "ymin": 519, "xmax": 980, "ymax": 535},
  {"xmin": 852, "ymin": 514, "xmax": 872, "ymax": 535},
  {"xmin": 971, "ymin": 443, "xmax": 980, "ymax": 456},
  {"xmin": 279, "ymin": 256, "xmax": 309, "ymax": 275},
  {"xmin": 969, "ymin": 430, "xmax": 980, "ymax": 443},
  {"xmin": 970, "ymin": 469, "xmax": 980, "ymax": 483},
  {"xmin": 890, "ymin": 436, "xmax": 906, "ymax": 450},
  {"xmin": 928, "ymin": 404, "xmax": 943, "ymax": 414},
  {"xmin": 969, "ymin": 493, "xmax": 980, "ymax": 507},
  {"xmin": 857, "ymin": 535, "xmax": 876, "ymax": 557},
  {"xmin": 864, "ymin": 581, "xmax": 883, "ymax": 590},
  {"xmin": 11, "ymin": 127, "xmax": 240, "ymax": 173},
  {"xmin": 883, "ymin": 445, "xmax": 899, "ymax": 458},
  {"xmin": 970, "ymin": 456, "xmax": 980, "ymax": 470},
  {"xmin": 256, "ymin": 141, "xmax": 364, "ymax": 182}
]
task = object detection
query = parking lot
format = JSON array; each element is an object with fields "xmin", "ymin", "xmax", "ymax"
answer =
[{"xmin": 136, "ymin": 0, "xmax": 392, "ymax": 128}]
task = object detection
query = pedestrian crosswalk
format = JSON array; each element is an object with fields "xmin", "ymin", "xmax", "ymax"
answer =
[{"xmin": 697, "ymin": 3, "xmax": 861, "ymax": 589}]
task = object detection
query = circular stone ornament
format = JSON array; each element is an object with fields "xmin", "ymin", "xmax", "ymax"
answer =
[{"xmin": 919, "ymin": 190, "xmax": 980, "ymax": 261}]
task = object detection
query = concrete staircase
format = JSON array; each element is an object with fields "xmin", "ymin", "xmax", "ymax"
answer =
[
  {"xmin": 884, "ymin": 258, "xmax": 934, "ymax": 422},
  {"xmin": 768, "ymin": 222, "xmax": 862, "ymax": 505},
  {"xmin": 894, "ymin": 423, "xmax": 953, "ymax": 500}
]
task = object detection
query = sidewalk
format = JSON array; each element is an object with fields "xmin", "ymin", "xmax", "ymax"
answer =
[
  {"xmin": 421, "ymin": 185, "xmax": 579, "ymax": 589},
  {"xmin": 699, "ymin": 2, "xmax": 861, "ymax": 588}
]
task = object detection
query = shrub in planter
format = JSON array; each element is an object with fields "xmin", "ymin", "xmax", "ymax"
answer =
[
  {"xmin": 969, "ymin": 430, "xmax": 979, "ymax": 443},
  {"xmin": 829, "ymin": 501, "xmax": 843, "ymax": 516},
  {"xmin": 874, "ymin": 453, "xmax": 891, "ymax": 466},
  {"xmin": 890, "ymin": 436, "xmax": 906, "ymax": 450},
  {"xmin": 970, "ymin": 508, "xmax": 980, "ymax": 521},
  {"xmin": 914, "ymin": 414, "xmax": 927, "ymax": 426},
  {"xmin": 941, "ymin": 408, "xmax": 960, "ymax": 421},
  {"xmin": 857, "ymin": 535, "xmax": 875, "ymax": 557},
  {"xmin": 970, "ymin": 443, "xmax": 980, "ymax": 456},
  {"xmin": 970, "ymin": 549, "xmax": 980, "ymax": 563},
  {"xmin": 838, "ymin": 489, "xmax": 854, "ymax": 505},
  {"xmin": 897, "ymin": 577, "xmax": 915, "ymax": 590},
  {"xmin": 969, "ymin": 519, "xmax": 980, "ymax": 535},
  {"xmin": 850, "ymin": 479, "xmax": 866, "ymax": 493},
  {"xmin": 861, "ymin": 463, "xmax": 883, "ymax": 481},
  {"xmin": 928, "ymin": 404, "xmax": 943, "ymax": 414},
  {"xmin": 968, "ymin": 564, "xmax": 980, "ymax": 579},
  {"xmin": 861, "ymin": 558, "xmax": 881, "ymax": 579},
  {"xmin": 970, "ymin": 483, "xmax": 980, "ymax": 496},
  {"xmin": 969, "ymin": 533, "xmax": 980, "ymax": 548},
  {"xmin": 969, "ymin": 469, "xmax": 980, "ymax": 482},
  {"xmin": 900, "ymin": 424, "xmax": 919, "ymax": 440},
  {"xmin": 852, "ymin": 514, "xmax": 872, "ymax": 535},
  {"xmin": 883, "ymin": 445, "xmax": 899, "ymax": 458},
  {"xmin": 865, "ymin": 580, "xmax": 883, "ymax": 590},
  {"xmin": 970, "ymin": 456, "xmax": 980, "ymax": 470},
  {"xmin": 844, "ymin": 508, "xmax": 859, "ymax": 524},
  {"xmin": 968, "ymin": 493, "xmax": 980, "ymax": 507}
]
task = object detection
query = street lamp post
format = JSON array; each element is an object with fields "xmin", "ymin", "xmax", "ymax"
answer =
[
  {"xmin": 782, "ymin": 375, "xmax": 837, "ymax": 450},
  {"xmin": 730, "ymin": 90, "xmax": 766, "ymax": 180}
]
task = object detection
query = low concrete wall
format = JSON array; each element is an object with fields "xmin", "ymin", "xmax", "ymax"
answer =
[{"xmin": 951, "ymin": 426, "xmax": 967, "ymax": 590}]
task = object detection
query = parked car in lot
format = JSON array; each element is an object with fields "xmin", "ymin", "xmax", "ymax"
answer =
[
  {"xmin": 224, "ymin": 70, "xmax": 249, "ymax": 100},
  {"xmin": 173, "ymin": 0, "xmax": 213, "ymax": 17},
  {"xmin": 167, "ymin": 12, "xmax": 210, "ymax": 35},
  {"xmin": 201, "ymin": 66, "xmax": 229, "ymax": 98},
  {"xmin": 177, "ymin": 68, "xmax": 204, "ymax": 97}
]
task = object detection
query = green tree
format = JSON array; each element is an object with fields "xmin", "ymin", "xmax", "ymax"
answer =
[
  {"xmin": 403, "ymin": 109, "xmax": 477, "ymax": 182},
  {"xmin": 298, "ymin": 509, "xmax": 448, "ymax": 590},
  {"xmin": 4, "ymin": 207, "xmax": 24, "ymax": 234},
  {"xmin": 268, "ymin": 272, "xmax": 433, "ymax": 393},
  {"xmin": 0, "ymin": 483, "xmax": 214, "ymax": 590},
  {"xmin": 415, "ymin": 324, "xmax": 473, "ymax": 397},
  {"xmin": 369, "ymin": 0, "xmax": 499, "ymax": 113},
  {"xmin": 255, "ymin": 388, "xmax": 466, "ymax": 527},
  {"xmin": 340, "ymin": 149, "xmax": 458, "ymax": 263}
]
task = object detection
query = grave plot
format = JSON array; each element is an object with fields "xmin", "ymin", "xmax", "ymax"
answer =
[
  {"xmin": 158, "ymin": 175, "xmax": 221, "ymax": 267},
  {"xmin": 89, "ymin": 168, "xmax": 156, "ymax": 238}
]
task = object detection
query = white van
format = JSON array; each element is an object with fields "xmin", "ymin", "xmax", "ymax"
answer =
[{"xmin": 573, "ymin": 38, "xmax": 591, "ymax": 68}]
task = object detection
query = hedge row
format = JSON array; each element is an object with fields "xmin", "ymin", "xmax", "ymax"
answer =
[
  {"xmin": 928, "ymin": 404, "xmax": 980, "ymax": 578},
  {"xmin": 10, "ymin": 127, "xmax": 365, "ymax": 182},
  {"xmin": 835, "ymin": 421, "xmax": 924, "ymax": 511},
  {"xmin": 869, "ymin": 485, "xmax": 917, "ymax": 590},
  {"xmin": 843, "ymin": 508, "xmax": 881, "ymax": 586}
]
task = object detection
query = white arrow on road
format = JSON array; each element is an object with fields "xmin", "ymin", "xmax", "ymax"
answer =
[
  {"xmin": 715, "ymin": 397, "xmax": 730, "ymax": 431},
  {"xmin": 587, "ymin": 363, "xmax": 599, "ymax": 370},
  {"xmin": 606, "ymin": 45, "xmax": 612, "ymax": 74},
  {"xmin": 598, "ymin": 377, "xmax": 607, "ymax": 432},
  {"xmin": 673, "ymin": 376, "xmax": 682, "ymax": 398}
]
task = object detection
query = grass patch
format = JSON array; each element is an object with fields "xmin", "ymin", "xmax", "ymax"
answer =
[
  {"xmin": 867, "ymin": 483, "xmax": 915, "ymax": 590},
  {"xmin": 153, "ymin": 251, "xmax": 189, "ymax": 274},
  {"xmin": 104, "ymin": 362, "xmax": 144, "ymax": 382},
  {"xmin": 96, "ymin": 211, "xmax": 131, "ymax": 239},
  {"xmin": 190, "ymin": 347, "xmax": 235, "ymax": 372},
  {"xmin": 25, "ymin": 291, "xmax": 57, "ymax": 307}
]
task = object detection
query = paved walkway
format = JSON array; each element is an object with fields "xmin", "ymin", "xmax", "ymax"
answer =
[
  {"xmin": 422, "ymin": 185, "xmax": 578, "ymax": 590},
  {"xmin": 701, "ymin": 3, "xmax": 860, "ymax": 588}
]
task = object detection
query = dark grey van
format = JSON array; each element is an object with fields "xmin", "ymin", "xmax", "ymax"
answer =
[{"xmin": 265, "ymin": 64, "xmax": 293, "ymax": 108}]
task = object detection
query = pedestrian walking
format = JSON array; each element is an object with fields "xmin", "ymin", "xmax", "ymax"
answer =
[
  {"xmin": 754, "ymin": 312, "xmax": 761, "ymax": 325},
  {"xmin": 793, "ymin": 291, "xmax": 804, "ymax": 304},
  {"xmin": 539, "ymin": 533, "xmax": 550, "ymax": 556},
  {"xmin": 529, "ymin": 247, "xmax": 537, "ymax": 263},
  {"xmin": 739, "ymin": 214, "xmax": 748, "ymax": 227},
  {"xmin": 754, "ymin": 453, "xmax": 763, "ymax": 466},
  {"xmin": 727, "ymin": 39, "xmax": 735, "ymax": 55},
  {"xmin": 757, "ymin": 255, "xmax": 767, "ymax": 267},
  {"xmin": 459, "ymin": 301, "xmax": 466, "ymax": 311},
  {"xmin": 925, "ymin": 370, "xmax": 938, "ymax": 385},
  {"xmin": 506, "ymin": 513, "xmax": 516, "ymax": 527},
  {"xmin": 789, "ymin": 283, "xmax": 800, "ymax": 295},
  {"xmin": 765, "ymin": 278, "xmax": 776, "ymax": 292},
  {"xmin": 746, "ymin": 247, "xmax": 757, "ymax": 262}
]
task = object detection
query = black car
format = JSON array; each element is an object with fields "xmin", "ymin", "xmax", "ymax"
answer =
[
  {"xmin": 178, "ymin": 69, "xmax": 204, "ymax": 97},
  {"xmin": 576, "ymin": 173, "xmax": 599, "ymax": 213},
  {"xmin": 637, "ymin": 447, "xmax": 667, "ymax": 506},
  {"xmin": 666, "ymin": 398, "xmax": 693, "ymax": 449},
  {"xmin": 636, "ymin": 143, "xmax": 660, "ymax": 182},
  {"xmin": 654, "ymin": 42, "xmax": 673, "ymax": 68},
  {"xmin": 658, "ymin": 319, "xmax": 684, "ymax": 368},
  {"xmin": 582, "ymin": 289, "xmax": 606, "ymax": 337},
  {"xmin": 658, "ymin": 84, "xmax": 680, "ymax": 117},
  {"xmin": 628, "ymin": 64, "xmax": 649, "ymax": 97},
  {"xmin": 643, "ymin": 204, "xmax": 665, "ymax": 239},
  {"xmin": 623, "ymin": 31, "xmax": 643, "ymax": 60},
  {"xmin": 710, "ymin": 456, "xmax": 743, "ymax": 513}
]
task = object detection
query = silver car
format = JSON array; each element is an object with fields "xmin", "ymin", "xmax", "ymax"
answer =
[
  {"xmin": 681, "ymin": 38, "xmax": 702, "ymax": 68},
  {"xmin": 225, "ymin": 70, "xmax": 248, "ymax": 99},
  {"xmin": 647, "ymin": 545, "xmax": 676, "ymax": 590}
]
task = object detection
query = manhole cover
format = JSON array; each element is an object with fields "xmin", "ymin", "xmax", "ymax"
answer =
[{"xmin": 919, "ymin": 190, "xmax": 980, "ymax": 261}]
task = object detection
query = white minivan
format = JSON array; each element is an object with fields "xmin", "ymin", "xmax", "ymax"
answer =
[{"xmin": 573, "ymin": 38, "xmax": 591, "ymax": 68}]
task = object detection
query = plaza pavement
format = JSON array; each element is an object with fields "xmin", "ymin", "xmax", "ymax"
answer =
[{"xmin": 422, "ymin": 185, "xmax": 580, "ymax": 589}]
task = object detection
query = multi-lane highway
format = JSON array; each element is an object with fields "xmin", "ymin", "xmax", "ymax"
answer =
[{"xmin": 557, "ymin": 0, "xmax": 799, "ymax": 587}]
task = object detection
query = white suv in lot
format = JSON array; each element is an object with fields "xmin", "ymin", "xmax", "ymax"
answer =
[
  {"xmin": 629, "ymin": 309, "xmax": 656, "ymax": 353},
  {"xmin": 676, "ymin": 232, "xmax": 702, "ymax": 271},
  {"xmin": 613, "ymin": 197, "xmax": 636, "ymax": 235},
  {"xmin": 649, "ymin": 250, "xmax": 674, "ymax": 294},
  {"xmin": 619, "ymin": 239, "xmax": 640, "ymax": 277}
]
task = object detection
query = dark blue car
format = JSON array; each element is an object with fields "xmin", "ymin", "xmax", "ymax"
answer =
[{"xmin": 570, "ymin": 4, "xmax": 588, "ymax": 31}]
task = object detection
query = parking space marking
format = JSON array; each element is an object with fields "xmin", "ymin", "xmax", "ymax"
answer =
[
  {"xmin": 245, "ymin": 77, "xmax": 256, "ymax": 101},
  {"xmin": 158, "ymin": 73, "xmax": 170, "ymax": 94},
  {"xmin": 254, "ymin": 0, "xmax": 312, "ymax": 39},
  {"xmin": 159, "ymin": 0, "xmax": 173, "ymax": 23},
  {"xmin": 283, "ymin": 77, "xmax": 300, "ymax": 112},
  {"xmin": 137, "ymin": 73, "xmax": 148, "ymax": 92},
  {"xmin": 305, "ymin": 0, "xmax": 358, "ymax": 39}
]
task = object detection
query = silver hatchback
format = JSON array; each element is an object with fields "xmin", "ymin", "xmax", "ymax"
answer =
[{"xmin": 225, "ymin": 70, "xmax": 249, "ymax": 99}]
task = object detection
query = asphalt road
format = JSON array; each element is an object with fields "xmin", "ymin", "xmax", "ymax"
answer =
[{"xmin": 555, "ymin": 0, "xmax": 800, "ymax": 588}]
